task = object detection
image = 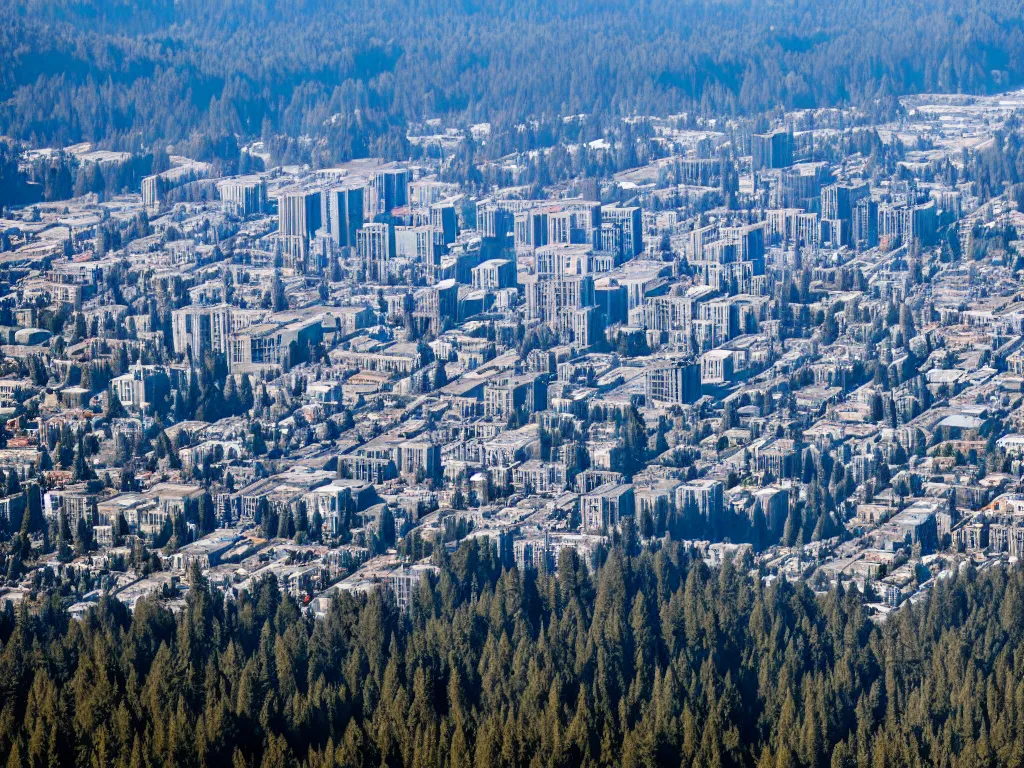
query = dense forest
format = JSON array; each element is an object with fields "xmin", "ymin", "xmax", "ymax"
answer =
[
  {"xmin": 2, "ymin": 0, "xmax": 1024, "ymax": 163},
  {"xmin": 2, "ymin": 539, "xmax": 1024, "ymax": 767}
]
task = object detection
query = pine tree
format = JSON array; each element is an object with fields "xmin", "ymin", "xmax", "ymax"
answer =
[
  {"xmin": 71, "ymin": 436, "xmax": 94, "ymax": 482},
  {"xmin": 224, "ymin": 375, "xmax": 241, "ymax": 416},
  {"xmin": 783, "ymin": 505, "xmax": 801, "ymax": 547},
  {"xmin": 432, "ymin": 362, "xmax": 448, "ymax": 390},
  {"xmin": 105, "ymin": 387, "xmax": 127, "ymax": 420},
  {"xmin": 240, "ymin": 374, "xmax": 255, "ymax": 412}
]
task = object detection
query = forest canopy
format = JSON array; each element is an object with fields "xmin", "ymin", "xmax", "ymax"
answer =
[
  {"xmin": 2, "ymin": 540, "xmax": 1024, "ymax": 767},
  {"xmin": 1, "ymin": 0, "xmax": 1024, "ymax": 160}
]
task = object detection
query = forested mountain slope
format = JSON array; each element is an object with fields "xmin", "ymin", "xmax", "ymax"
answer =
[
  {"xmin": 2, "ymin": 0, "xmax": 1023, "ymax": 156},
  {"xmin": 2, "ymin": 541, "xmax": 1024, "ymax": 767}
]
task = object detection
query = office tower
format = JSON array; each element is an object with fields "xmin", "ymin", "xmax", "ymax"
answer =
[
  {"xmin": 477, "ymin": 198, "xmax": 540, "ymax": 243},
  {"xmin": 142, "ymin": 176, "xmax": 161, "ymax": 209},
  {"xmin": 821, "ymin": 181, "xmax": 869, "ymax": 222},
  {"xmin": 478, "ymin": 204, "xmax": 513, "ymax": 241},
  {"xmin": 430, "ymin": 202, "xmax": 458, "ymax": 246},
  {"xmin": 687, "ymin": 222, "xmax": 766, "ymax": 295},
  {"xmin": 645, "ymin": 358, "xmax": 701, "ymax": 405},
  {"xmin": 820, "ymin": 218, "xmax": 850, "ymax": 249},
  {"xmin": 514, "ymin": 209, "xmax": 549, "ymax": 252},
  {"xmin": 171, "ymin": 305, "xmax": 232, "ymax": 359},
  {"xmin": 218, "ymin": 178, "xmax": 267, "ymax": 217},
  {"xmin": 278, "ymin": 189, "xmax": 322, "ymax": 239},
  {"xmin": 523, "ymin": 273, "xmax": 595, "ymax": 325},
  {"xmin": 687, "ymin": 223, "xmax": 719, "ymax": 260},
  {"xmin": 771, "ymin": 164, "xmax": 827, "ymax": 210},
  {"xmin": 602, "ymin": 205, "xmax": 644, "ymax": 258},
  {"xmin": 723, "ymin": 223, "xmax": 765, "ymax": 266},
  {"xmin": 911, "ymin": 200, "xmax": 939, "ymax": 246},
  {"xmin": 851, "ymin": 198, "xmax": 878, "ymax": 250},
  {"xmin": 599, "ymin": 223, "xmax": 623, "ymax": 257},
  {"xmin": 395, "ymin": 225, "xmax": 436, "ymax": 263},
  {"xmin": 547, "ymin": 201, "xmax": 601, "ymax": 247},
  {"xmin": 369, "ymin": 168, "xmax": 410, "ymax": 215},
  {"xmin": 752, "ymin": 128, "xmax": 793, "ymax": 172},
  {"xmin": 357, "ymin": 222, "xmax": 396, "ymax": 281},
  {"xmin": 326, "ymin": 186, "xmax": 364, "ymax": 248},
  {"xmin": 878, "ymin": 200, "xmax": 937, "ymax": 248}
]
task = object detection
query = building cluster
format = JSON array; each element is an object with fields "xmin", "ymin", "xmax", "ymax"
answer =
[{"xmin": 3, "ymin": 92, "xmax": 1024, "ymax": 619}]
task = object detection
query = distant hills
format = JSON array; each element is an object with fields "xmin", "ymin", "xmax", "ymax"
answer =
[{"xmin": 1, "ymin": 0, "xmax": 1023, "ymax": 157}]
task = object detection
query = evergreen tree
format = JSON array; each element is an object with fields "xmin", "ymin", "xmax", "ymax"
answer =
[
  {"xmin": 432, "ymin": 362, "xmax": 448, "ymax": 390},
  {"xmin": 105, "ymin": 387, "xmax": 128, "ymax": 420},
  {"xmin": 71, "ymin": 436, "xmax": 94, "ymax": 482}
]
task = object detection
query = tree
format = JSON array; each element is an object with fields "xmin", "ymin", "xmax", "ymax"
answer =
[
  {"xmin": 899, "ymin": 304, "xmax": 916, "ymax": 344},
  {"xmin": 71, "ymin": 436, "xmax": 94, "ymax": 482},
  {"xmin": 271, "ymin": 271, "xmax": 288, "ymax": 312},
  {"xmin": 22, "ymin": 483, "xmax": 40, "ymax": 536},
  {"xmin": 224, "ymin": 375, "xmax": 241, "ymax": 416},
  {"xmin": 120, "ymin": 468, "xmax": 137, "ymax": 492},
  {"xmin": 73, "ymin": 312, "xmax": 87, "ymax": 342},
  {"xmin": 379, "ymin": 506, "xmax": 396, "ymax": 551},
  {"xmin": 432, "ymin": 362, "xmax": 448, "ymax": 390},
  {"xmin": 73, "ymin": 516, "xmax": 92, "ymax": 556},
  {"xmin": 868, "ymin": 392, "xmax": 884, "ymax": 423},
  {"xmin": 619, "ymin": 405, "xmax": 648, "ymax": 478},
  {"xmin": 783, "ymin": 505, "xmax": 802, "ymax": 547},
  {"xmin": 105, "ymin": 387, "xmax": 128, "ymax": 420},
  {"xmin": 240, "ymin": 374, "xmax": 255, "ymax": 412},
  {"xmin": 277, "ymin": 509, "xmax": 293, "ymax": 539},
  {"xmin": 251, "ymin": 423, "xmax": 267, "ymax": 456},
  {"xmin": 57, "ymin": 511, "xmax": 73, "ymax": 562},
  {"xmin": 200, "ymin": 493, "xmax": 216, "ymax": 534}
]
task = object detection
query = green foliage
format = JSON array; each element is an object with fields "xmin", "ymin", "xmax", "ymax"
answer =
[
  {"xmin": 2, "ymin": 540, "xmax": 1024, "ymax": 766},
  {"xmin": 4, "ymin": 0, "xmax": 1024, "ymax": 167}
]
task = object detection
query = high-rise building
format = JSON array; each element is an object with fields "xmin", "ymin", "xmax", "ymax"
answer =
[
  {"xmin": 523, "ymin": 273, "xmax": 595, "ymax": 325},
  {"xmin": 514, "ymin": 209, "xmax": 550, "ymax": 252},
  {"xmin": 395, "ymin": 225, "xmax": 435, "ymax": 263},
  {"xmin": 602, "ymin": 205, "xmax": 644, "ymax": 258},
  {"xmin": 357, "ymin": 222, "xmax": 396, "ymax": 281},
  {"xmin": 851, "ymin": 198, "xmax": 879, "ymax": 251},
  {"xmin": 821, "ymin": 181, "xmax": 869, "ymax": 222},
  {"xmin": 645, "ymin": 358, "xmax": 701, "ymax": 405},
  {"xmin": 171, "ymin": 305, "xmax": 232, "ymax": 359},
  {"xmin": 325, "ymin": 186, "xmax": 364, "ymax": 248},
  {"xmin": 752, "ymin": 128, "xmax": 793, "ymax": 172},
  {"xmin": 429, "ymin": 202, "xmax": 458, "ymax": 247},
  {"xmin": 878, "ymin": 199, "xmax": 938, "ymax": 248},
  {"xmin": 368, "ymin": 168, "xmax": 410, "ymax": 215},
  {"xmin": 722, "ymin": 223, "xmax": 766, "ymax": 266},
  {"xmin": 677, "ymin": 479, "xmax": 724, "ymax": 520},
  {"xmin": 687, "ymin": 223, "xmax": 719, "ymax": 260},
  {"xmin": 548, "ymin": 201, "xmax": 601, "ymax": 247},
  {"xmin": 534, "ymin": 244, "xmax": 594, "ymax": 278},
  {"xmin": 277, "ymin": 189, "xmax": 322, "ymax": 240},
  {"xmin": 142, "ymin": 176, "xmax": 161, "ymax": 209},
  {"xmin": 218, "ymin": 177, "xmax": 267, "ymax": 217},
  {"xmin": 477, "ymin": 198, "xmax": 541, "ymax": 242}
]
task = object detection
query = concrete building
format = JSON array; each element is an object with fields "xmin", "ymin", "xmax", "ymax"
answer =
[
  {"xmin": 218, "ymin": 177, "xmax": 267, "ymax": 217},
  {"xmin": 602, "ymin": 205, "xmax": 644, "ymax": 258},
  {"xmin": 357, "ymin": 223, "xmax": 396, "ymax": 281},
  {"xmin": 471, "ymin": 259, "xmax": 516, "ymax": 291},
  {"xmin": 645, "ymin": 358, "xmax": 701, "ymax": 405},
  {"xmin": 171, "ymin": 305, "xmax": 232, "ymax": 359},
  {"xmin": 752, "ymin": 128, "xmax": 793, "ymax": 172},
  {"xmin": 325, "ymin": 185, "xmax": 364, "ymax": 248},
  {"xmin": 277, "ymin": 189, "xmax": 323, "ymax": 240},
  {"xmin": 581, "ymin": 483, "xmax": 635, "ymax": 532}
]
